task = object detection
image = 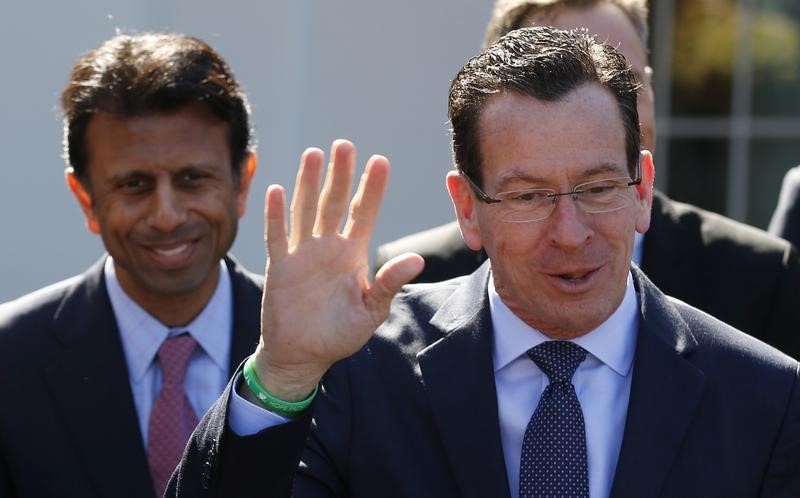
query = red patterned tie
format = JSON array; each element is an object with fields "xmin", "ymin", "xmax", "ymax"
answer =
[{"xmin": 147, "ymin": 333, "xmax": 199, "ymax": 498}]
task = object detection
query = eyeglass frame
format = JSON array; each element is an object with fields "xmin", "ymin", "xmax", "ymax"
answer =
[{"xmin": 460, "ymin": 159, "xmax": 642, "ymax": 222}]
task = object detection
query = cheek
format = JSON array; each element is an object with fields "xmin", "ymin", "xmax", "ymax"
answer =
[
  {"xmin": 198, "ymin": 194, "xmax": 242, "ymax": 236},
  {"xmin": 484, "ymin": 221, "xmax": 544, "ymax": 266},
  {"xmin": 98, "ymin": 195, "xmax": 169, "ymax": 238},
  {"xmin": 94, "ymin": 199, "xmax": 134, "ymax": 231},
  {"xmin": 597, "ymin": 216, "xmax": 638, "ymax": 260}
]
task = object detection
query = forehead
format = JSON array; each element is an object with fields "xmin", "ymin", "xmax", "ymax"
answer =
[
  {"xmin": 476, "ymin": 85, "xmax": 627, "ymax": 187},
  {"xmin": 526, "ymin": 3, "xmax": 647, "ymax": 80},
  {"xmin": 84, "ymin": 104, "xmax": 231, "ymax": 175}
]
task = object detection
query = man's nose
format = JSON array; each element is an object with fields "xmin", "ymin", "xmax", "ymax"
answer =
[
  {"xmin": 546, "ymin": 194, "xmax": 594, "ymax": 249},
  {"xmin": 148, "ymin": 183, "xmax": 187, "ymax": 232}
]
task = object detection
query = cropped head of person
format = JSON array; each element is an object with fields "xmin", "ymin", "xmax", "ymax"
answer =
[
  {"xmin": 484, "ymin": 0, "xmax": 655, "ymax": 152},
  {"xmin": 60, "ymin": 33, "xmax": 257, "ymax": 324},
  {"xmin": 446, "ymin": 26, "xmax": 655, "ymax": 339}
]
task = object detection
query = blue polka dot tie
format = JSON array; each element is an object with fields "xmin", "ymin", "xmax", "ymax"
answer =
[{"xmin": 520, "ymin": 341, "xmax": 589, "ymax": 498}]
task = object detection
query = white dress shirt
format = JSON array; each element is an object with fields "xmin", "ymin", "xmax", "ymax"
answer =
[
  {"xmin": 490, "ymin": 272, "xmax": 638, "ymax": 498},
  {"xmin": 105, "ymin": 256, "xmax": 233, "ymax": 444}
]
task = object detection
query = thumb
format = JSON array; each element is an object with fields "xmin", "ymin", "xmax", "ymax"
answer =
[{"xmin": 364, "ymin": 253, "xmax": 425, "ymax": 317}]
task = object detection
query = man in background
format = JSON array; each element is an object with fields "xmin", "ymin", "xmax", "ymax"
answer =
[
  {"xmin": 375, "ymin": 0, "xmax": 800, "ymax": 359},
  {"xmin": 0, "ymin": 33, "xmax": 261, "ymax": 498}
]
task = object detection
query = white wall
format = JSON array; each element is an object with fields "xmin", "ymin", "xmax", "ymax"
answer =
[{"xmin": 0, "ymin": 1, "xmax": 492, "ymax": 301}]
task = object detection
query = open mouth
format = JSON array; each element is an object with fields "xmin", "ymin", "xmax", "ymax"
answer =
[
  {"xmin": 558, "ymin": 270, "xmax": 592, "ymax": 282},
  {"xmin": 547, "ymin": 266, "xmax": 601, "ymax": 290}
]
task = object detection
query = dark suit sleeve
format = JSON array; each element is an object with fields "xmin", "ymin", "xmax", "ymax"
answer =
[
  {"xmin": 759, "ymin": 366, "xmax": 800, "ymax": 497},
  {"xmin": 373, "ymin": 223, "xmax": 487, "ymax": 283},
  {"xmin": 0, "ymin": 451, "xmax": 12, "ymax": 498},
  {"xmin": 763, "ymin": 246, "xmax": 800, "ymax": 360},
  {"xmin": 167, "ymin": 378, "xmax": 314, "ymax": 498}
]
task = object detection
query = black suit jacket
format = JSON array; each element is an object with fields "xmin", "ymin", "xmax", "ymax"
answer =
[
  {"xmin": 770, "ymin": 165, "xmax": 800, "ymax": 248},
  {"xmin": 170, "ymin": 264, "xmax": 800, "ymax": 498},
  {"xmin": 0, "ymin": 256, "xmax": 262, "ymax": 498},
  {"xmin": 375, "ymin": 190, "xmax": 800, "ymax": 359}
]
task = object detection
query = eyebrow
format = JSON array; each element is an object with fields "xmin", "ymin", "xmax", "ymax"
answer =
[
  {"xmin": 106, "ymin": 170, "xmax": 149, "ymax": 186},
  {"xmin": 495, "ymin": 163, "xmax": 627, "ymax": 191},
  {"xmin": 105, "ymin": 163, "xmax": 219, "ymax": 184}
]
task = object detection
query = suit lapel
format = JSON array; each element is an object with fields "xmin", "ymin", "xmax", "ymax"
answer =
[
  {"xmin": 224, "ymin": 257, "xmax": 262, "ymax": 376},
  {"xmin": 45, "ymin": 257, "xmax": 154, "ymax": 498},
  {"xmin": 418, "ymin": 265, "xmax": 512, "ymax": 498},
  {"xmin": 610, "ymin": 268, "xmax": 706, "ymax": 498}
]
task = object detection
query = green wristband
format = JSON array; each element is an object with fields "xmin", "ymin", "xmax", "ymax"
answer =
[{"xmin": 242, "ymin": 356, "xmax": 317, "ymax": 418}]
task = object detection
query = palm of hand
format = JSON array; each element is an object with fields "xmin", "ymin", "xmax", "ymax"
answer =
[
  {"xmin": 262, "ymin": 234, "xmax": 381, "ymax": 372},
  {"xmin": 253, "ymin": 140, "xmax": 423, "ymax": 400}
]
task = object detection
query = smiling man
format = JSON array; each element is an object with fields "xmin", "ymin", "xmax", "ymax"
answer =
[
  {"xmin": 0, "ymin": 34, "xmax": 262, "ymax": 498},
  {"xmin": 170, "ymin": 27, "xmax": 799, "ymax": 498}
]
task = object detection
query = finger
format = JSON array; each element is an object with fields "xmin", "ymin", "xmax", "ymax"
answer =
[
  {"xmin": 315, "ymin": 139, "xmax": 356, "ymax": 235},
  {"xmin": 264, "ymin": 184, "xmax": 289, "ymax": 261},
  {"xmin": 342, "ymin": 154, "xmax": 390, "ymax": 244},
  {"xmin": 364, "ymin": 253, "xmax": 425, "ymax": 321},
  {"xmin": 290, "ymin": 148, "xmax": 325, "ymax": 246}
]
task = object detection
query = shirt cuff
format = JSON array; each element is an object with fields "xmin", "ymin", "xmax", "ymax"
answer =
[{"xmin": 229, "ymin": 372, "xmax": 291, "ymax": 436}]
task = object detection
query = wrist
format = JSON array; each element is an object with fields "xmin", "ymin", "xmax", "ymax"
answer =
[
  {"xmin": 242, "ymin": 356, "xmax": 317, "ymax": 418},
  {"xmin": 252, "ymin": 348, "xmax": 325, "ymax": 402}
]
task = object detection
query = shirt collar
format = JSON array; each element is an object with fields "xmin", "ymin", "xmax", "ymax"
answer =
[
  {"xmin": 490, "ymin": 270, "xmax": 638, "ymax": 378},
  {"xmin": 105, "ymin": 257, "xmax": 232, "ymax": 382}
]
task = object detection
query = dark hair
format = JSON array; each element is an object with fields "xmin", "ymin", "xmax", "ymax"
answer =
[
  {"xmin": 449, "ymin": 26, "xmax": 641, "ymax": 186},
  {"xmin": 60, "ymin": 33, "xmax": 253, "ymax": 182},
  {"xmin": 483, "ymin": 0, "xmax": 648, "ymax": 49}
]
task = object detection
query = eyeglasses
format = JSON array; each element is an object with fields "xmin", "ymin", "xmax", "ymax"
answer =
[{"xmin": 462, "ymin": 164, "xmax": 641, "ymax": 223}]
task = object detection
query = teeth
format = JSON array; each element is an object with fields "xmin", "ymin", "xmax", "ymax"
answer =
[{"xmin": 154, "ymin": 244, "xmax": 188, "ymax": 257}]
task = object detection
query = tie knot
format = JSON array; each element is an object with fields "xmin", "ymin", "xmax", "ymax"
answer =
[
  {"xmin": 527, "ymin": 341, "xmax": 587, "ymax": 384},
  {"xmin": 156, "ymin": 333, "xmax": 197, "ymax": 386}
]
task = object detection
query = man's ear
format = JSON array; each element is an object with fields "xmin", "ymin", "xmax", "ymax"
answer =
[
  {"xmin": 634, "ymin": 150, "xmax": 655, "ymax": 234},
  {"xmin": 236, "ymin": 152, "xmax": 257, "ymax": 218},
  {"xmin": 446, "ymin": 170, "xmax": 483, "ymax": 251},
  {"xmin": 65, "ymin": 168, "xmax": 100, "ymax": 234}
]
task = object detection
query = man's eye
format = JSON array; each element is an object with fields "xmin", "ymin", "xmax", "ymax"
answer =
[
  {"xmin": 119, "ymin": 178, "xmax": 149, "ymax": 191},
  {"xmin": 178, "ymin": 172, "xmax": 207, "ymax": 185},
  {"xmin": 509, "ymin": 191, "xmax": 547, "ymax": 202},
  {"xmin": 584, "ymin": 185, "xmax": 612, "ymax": 195}
]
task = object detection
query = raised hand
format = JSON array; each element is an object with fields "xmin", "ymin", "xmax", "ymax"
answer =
[{"xmin": 251, "ymin": 140, "xmax": 424, "ymax": 401}]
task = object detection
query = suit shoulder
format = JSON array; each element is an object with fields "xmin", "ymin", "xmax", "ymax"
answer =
[
  {"xmin": 662, "ymin": 196, "xmax": 793, "ymax": 256},
  {"xmin": 0, "ymin": 275, "xmax": 82, "ymax": 328},
  {"xmin": 370, "ymin": 279, "xmax": 464, "ymax": 348},
  {"xmin": 0, "ymin": 275, "xmax": 84, "ymax": 354},
  {"xmin": 669, "ymin": 296, "xmax": 798, "ymax": 373},
  {"xmin": 393, "ymin": 279, "xmax": 464, "ymax": 315},
  {"xmin": 375, "ymin": 223, "xmax": 486, "ymax": 283},
  {"xmin": 225, "ymin": 255, "xmax": 264, "ymax": 288},
  {"xmin": 376, "ymin": 222, "xmax": 467, "ymax": 261}
]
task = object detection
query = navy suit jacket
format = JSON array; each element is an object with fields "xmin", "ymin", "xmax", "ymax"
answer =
[
  {"xmin": 375, "ymin": 191, "xmax": 800, "ymax": 359},
  {"xmin": 170, "ymin": 264, "xmax": 800, "ymax": 498},
  {"xmin": 0, "ymin": 256, "xmax": 262, "ymax": 498}
]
